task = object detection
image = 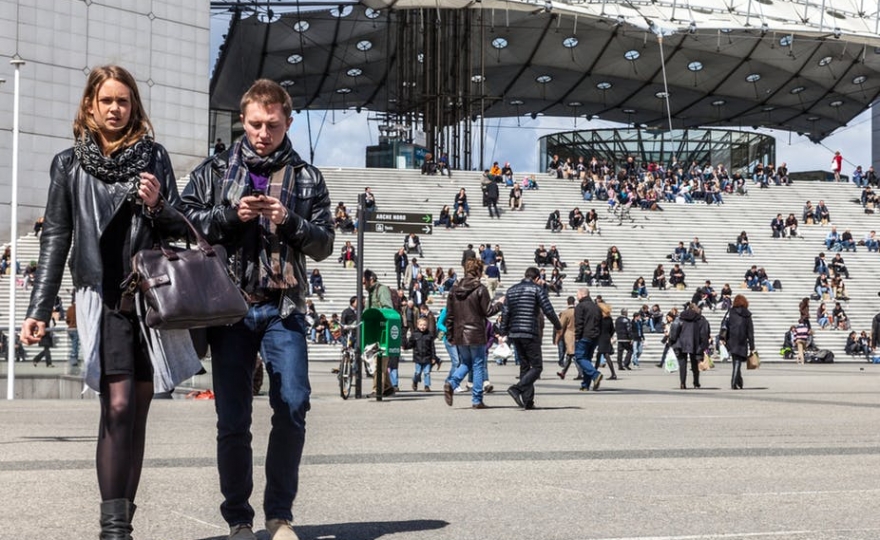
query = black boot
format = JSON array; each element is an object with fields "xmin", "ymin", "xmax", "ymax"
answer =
[{"xmin": 100, "ymin": 499, "xmax": 134, "ymax": 540}]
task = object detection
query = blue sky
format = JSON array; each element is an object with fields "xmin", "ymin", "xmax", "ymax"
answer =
[{"xmin": 209, "ymin": 12, "xmax": 874, "ymax": 174}]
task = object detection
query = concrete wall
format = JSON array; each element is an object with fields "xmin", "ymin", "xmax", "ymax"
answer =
[{"xmin": 0, "ymin": 0, "xmax": 210, "ymax": 241}]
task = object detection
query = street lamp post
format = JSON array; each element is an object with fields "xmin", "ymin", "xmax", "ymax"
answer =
[{"xmin": 7, "ymin": 58, "xmax": 25, "ymax": 400}]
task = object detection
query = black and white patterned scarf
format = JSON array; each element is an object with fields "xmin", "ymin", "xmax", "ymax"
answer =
[{"xmin": 73, "ymin": 133, "xmax": 154, "ymax": 183}]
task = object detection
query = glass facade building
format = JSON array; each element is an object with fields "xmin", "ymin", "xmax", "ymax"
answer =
[{"xmin": 539, "ymin": 128, "xmax": 775, "ymax": 175}]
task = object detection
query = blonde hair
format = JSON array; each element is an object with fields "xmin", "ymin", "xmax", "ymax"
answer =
[
  {"xmin": 599, "ymin": 302, "xmax": 612, "ymax": 318},
  {"xmin": 73, "ymin": 66, "xmax": 152, "ymax": 155}
]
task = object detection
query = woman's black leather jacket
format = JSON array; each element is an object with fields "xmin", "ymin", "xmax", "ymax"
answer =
[{"xmin": 26, "ymin": 144, "xmax": 187, "ymax": 322}]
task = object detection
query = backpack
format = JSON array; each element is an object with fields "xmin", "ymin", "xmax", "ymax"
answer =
[
  {"xmin": 772, "ymin": 279, "xmax": 782, "ymax": 291},
  {"xmin": 727, "ymin": 243, "xmax": 738, "ymax": 254}
]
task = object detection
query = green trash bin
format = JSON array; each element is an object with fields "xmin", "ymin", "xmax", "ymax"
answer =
[{"xmin": 361, "ymin": 308, "xmax": 402, "ymax": 356}]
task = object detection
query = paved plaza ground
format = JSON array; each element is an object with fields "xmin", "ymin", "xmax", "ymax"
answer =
[{"xmin": 2, "ymin": 359, "xmax": 880, "ymax": 539}]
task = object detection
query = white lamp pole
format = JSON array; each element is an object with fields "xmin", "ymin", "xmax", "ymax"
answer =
[{"xmin": 7, "ymin": 58, "xmax": 25, "ymax": 400}]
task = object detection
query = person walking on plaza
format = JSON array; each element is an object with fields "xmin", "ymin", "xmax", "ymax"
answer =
[
  {"xmin": 502, "ymin": 267, "xmax": 561, "ymax": 409},
  {"xmin": 595, "ymin": 302, "xmax": 618, "ymax": 380},
  {"xmin": 614, "ymin": 308, "xmax": 633, "ymax": 370},
  {"xmin": 20, "ymin": 65, "xmax": 201, "ymax": 539},
  {"xmin": 182, "ymin": 78, "xmax": 334, "ymax": 540},
  {"xmin": 572, "ymin": 288, "xmax": 604, "ymax": 391},
  {"xmin": 443, "ymin": 258, "xmax": 503, "ymax": 409},
  {"xmin": 724, "ymin": 294, "xmax": 755, "ymax": 389},
  {"xmin": 555, "ymin": 296, "xmax": 582, "ymax": 380},
  {"xmin": 672, "ymin": 302, "xmax": 710, "ymax": 389}
]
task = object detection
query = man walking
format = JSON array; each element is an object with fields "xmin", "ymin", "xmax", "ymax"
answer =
[
  {"xmin": 182, "ymin": 79, "xmax": 334, "ymax": 540},
  {"xmin": 502, "ymin": 267, "xmax": 562, "ymax": 409},
  {"xmin": 615, "ymin": 308, "xmax": 633, "ymax": 370},
  {"xmin": 573, "ymin": 288, "xmax": 604, "ymax": 391}
]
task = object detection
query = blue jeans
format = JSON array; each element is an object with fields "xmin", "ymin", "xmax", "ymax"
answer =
[
  {"xmin": 68, "ymin": 330, "xmax": 80, "ymax": 366},
  {"xmin": 413, "ymin": 363, "xmax": 432, "ymax": 388},
  {"xmin": 574, "ymin": 338, "xmax": 601, "ymax": 389},
  {"xmin": 447, "ymin": 344, "xmax": 486, "ymax": 405},
  {"xmin": 738, "ymin": 244, "xmax": 753, "ymax": 255},
  {"xmin": 443, "ymin": 337, "xmax": 460, "ymax": 375},
  {"xmin": 209, "ymin": 303, "xmax": 310, "ymax": 526},
  {"xmin": 632, "ymin": 341, "xmax": 643, "ymax": 366}
]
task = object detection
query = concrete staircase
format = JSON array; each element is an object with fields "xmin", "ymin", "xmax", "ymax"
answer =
[{"xmin": 305, "ymin": 168, "xmax": 880, "ymax": 366}]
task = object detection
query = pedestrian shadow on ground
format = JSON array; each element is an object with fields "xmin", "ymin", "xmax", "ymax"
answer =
[{"xmin": 197, "ymin": 519, "xmax": 448, "ymax": 540}]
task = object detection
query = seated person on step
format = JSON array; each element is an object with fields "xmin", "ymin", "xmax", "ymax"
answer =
[
  {"xmin": 815, "ymin": 200, "xmax": 831, "ymax": 224},
  {"xmin": 669, "ymin": 263, "xmax": 686, "ymax": 289},
  {"xmin": 534, "ymin": 244, "xmax": 551, "ymax": 267},
  {"xmin": 594, "ymin": 261, "xmax": 613, "ymax": 286},
  {"xmin": 771, "ymin": 213, "xmax": 786, "ymax": 238},
  {"xmin": 744, "ymin": 265, "xmax": 760, "ymax": 289},
  {"xmin": 652, "ymin": 264, "xmax": 667, "ymax": 290},
  {"xmin": 576, "ymin": 259, "xmax": 593, "ymax": 285},
  {"xmin": 830, "ymin": 253, "xmax": 850, "ymax": 279},
  {"xmin": 546, "ymin": 210, "xmax": 563, "ymax": 233},
  {"xmin": 825, "ymin": 226, "xmax": 841, "ymax": 251},
  {"xmin": 785, "ymin": 213, "xmax": 799, "ymax": 237},
  {"xmin": 672, "ymin": 241, "xmax": 695, "ymax": 266}
]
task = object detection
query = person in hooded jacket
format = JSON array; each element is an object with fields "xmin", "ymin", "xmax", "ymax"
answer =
[
  {"xmin": 671, "ymin": 302, "xmax": 710, "ymax": 389},
  {"xmin": 443, "ymin": 258, "xmax": 503, "ymax": 409},
  {"xmin": 723, "ymin": 294, "xmax": 755, "ymax": 389}
]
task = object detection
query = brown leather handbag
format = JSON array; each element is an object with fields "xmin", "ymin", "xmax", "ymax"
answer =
[{"xmin": 126, "ymin": 208, "xmax": 248, "ymax": 330}]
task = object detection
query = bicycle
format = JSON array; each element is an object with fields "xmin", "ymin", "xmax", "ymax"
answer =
[{"xmin": 338, "ymin": 324, "xmax": 358, "ymax": 399}]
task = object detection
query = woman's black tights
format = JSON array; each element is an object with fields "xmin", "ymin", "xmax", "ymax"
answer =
[{"xmin": 97, "ymin": 374, "xmax": 153, "ymax": 502}]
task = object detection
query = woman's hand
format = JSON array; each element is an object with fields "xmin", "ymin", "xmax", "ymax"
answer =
[
  {"xmin": 137, "ymin": 172, "xmax": 161, "ymax": 208},
  {"xmin": 20, "ymin": 318, "xmax": 45, "ymax": 346}
]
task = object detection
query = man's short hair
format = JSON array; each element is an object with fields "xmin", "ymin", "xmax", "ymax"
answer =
[
  {"xmin": 349, "ymin": 296, "xmax": 357, "ymax": 306},
  {"xmin": 524, "ymin": 266, "xmax": 540, "ymax": 280},
  {"xmin": 363, "ymin": 269, "xmax": 377, "ymax": 283},
  {"xmin": 567, "ymin": 296, "xmax": 576, "ymax": 305},
  {"xmin": 240, "ymin": 78, "xmax": 293, "ymax": 117}
]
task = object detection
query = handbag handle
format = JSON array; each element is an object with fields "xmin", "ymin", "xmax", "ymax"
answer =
[{"xmin": 151, "ymin": 201, "xmax": 217, "ymax": 261}]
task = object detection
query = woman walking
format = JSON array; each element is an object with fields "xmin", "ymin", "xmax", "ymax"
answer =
[
  {"xmin": 595, "ymin": 302, "xmax": 618, "ymax": 380},
  {"xmin": 19, "ymin": 66, "xmax": 200, "ymax": 539},
  {"xmin": 443, "ymin": 258, "xmax": 503, "ymax": 408},
  {"xmin": 672, "ymin": 302, "xmax": 709, "ymax": 389},
  {"xmin": 724, "ymin": 294, "xmax": 755, "ymax": 390}
]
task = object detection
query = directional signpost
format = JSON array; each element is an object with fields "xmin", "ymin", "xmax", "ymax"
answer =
[{"xmin": 367, "ymin": 211, "xmax": 433, "ymax": 235}]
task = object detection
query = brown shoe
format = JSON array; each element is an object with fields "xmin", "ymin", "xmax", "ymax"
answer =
[
  {"xmin": 424, "ymin": 386, "xmax": 431, "ymax": 392},
  {"xmin": 472, "ymin": 402, "xmax": 488, "ymax": 409},
  {"xmin": 412, "ymin": 382, "xmax": 418, "ymax": 391},
  {"xmin": 443, "ymin": 382, "xmax": 453, "ymax": 406},
  {"xmin": 266, "ymin": 518, "xmax": 299, "ymax": 540}
]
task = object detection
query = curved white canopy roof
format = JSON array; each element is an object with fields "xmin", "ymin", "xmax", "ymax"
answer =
[{"xmin": 211, "ymin": 0, "xmax": 880, "ymax": 141}]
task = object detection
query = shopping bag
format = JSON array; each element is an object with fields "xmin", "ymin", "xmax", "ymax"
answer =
[
  {"xmin": 494, "ymin": 341, "xmax": 512, "ymax": 359},
  {"xmin": 718, "ymin": 342, "xmax": 730, "ymax": 362},
  {"xmin": 699, "ymin": 352, "xmax": 715, "ymax": 371},
  {"xmin": 663, "ymin": 349, "xmax": 679, "ymax": 373},
  {"xmin": 747, "ymin": 350, "xmax": 761, "ymax": 370}
]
